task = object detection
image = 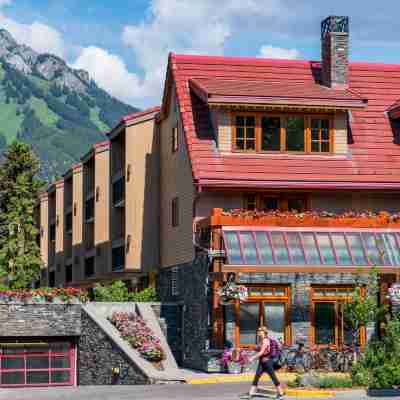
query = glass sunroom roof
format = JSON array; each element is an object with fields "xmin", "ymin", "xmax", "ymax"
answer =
[{"xmin": 222, "ymin": 227, "xmax": 400, "ymax": 266}]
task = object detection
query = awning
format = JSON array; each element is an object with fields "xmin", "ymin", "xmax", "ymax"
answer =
[{"xmin": 222, "ymin": 226, "xmax": 400, "ymax": 267}]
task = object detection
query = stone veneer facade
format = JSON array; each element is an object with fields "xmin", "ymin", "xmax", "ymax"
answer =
[
  {"xmin": 157, "ymin": 254, "xmax": 210, "ymax": 370},
  {"xmin": 78, "ymin": 311, "xmax": 148, "ymax": 385}
]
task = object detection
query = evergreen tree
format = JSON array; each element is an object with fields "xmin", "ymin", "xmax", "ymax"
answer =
[{"xmin": 0, "ymin": 142, "xmax": 42, "ymax": 288}]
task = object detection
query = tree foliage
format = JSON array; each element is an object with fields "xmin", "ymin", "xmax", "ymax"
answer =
[
  {"xmin": 0, "ymin": 141, "xmax": 42, "ymax": 288},
  {"xmin": 343, "ymin": 268, "xmax": 387, "ymax": 360}
]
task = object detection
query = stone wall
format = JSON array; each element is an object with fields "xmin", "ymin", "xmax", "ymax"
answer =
[
  {"xmin": 158, "ymin": 254, "xmax": 210, "ymax": 370},
  {"xmin": 78, "ymin": 310, "xmax": 149, "ymax": 385},
  {"xmin": 0, "ymin": 303, "xmax": 81, "ymax": 336}
]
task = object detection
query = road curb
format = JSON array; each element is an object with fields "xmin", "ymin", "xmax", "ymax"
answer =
[
  {"xmin": 186, "ymin": 373, "xmax": 294, "ymax": 384},
  {"xmin": 285, "ymin": 389, "xmax": 335, "ymax": 397}
]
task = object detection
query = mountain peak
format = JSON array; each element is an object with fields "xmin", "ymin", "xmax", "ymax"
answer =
[{"xmin": 0, "ymin": 28, "xmax": 139, "ymax": 180}]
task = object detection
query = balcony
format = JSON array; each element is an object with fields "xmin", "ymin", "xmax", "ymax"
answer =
[
  {"xmin": 113, "ymin": 176, "xmax": 125, "ymax": 207},
  {"xmin": 85, "ymin": 197, "xmax": 95, "ymax": 223},
  {"xmin": 112, "ymin": 245, "xmax": 125, "ymax": 272}
]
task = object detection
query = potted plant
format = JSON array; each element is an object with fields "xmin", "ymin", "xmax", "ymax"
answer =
[{"xmin": 221, "ymin": 348, "xmax": 250, "ymax": 374}]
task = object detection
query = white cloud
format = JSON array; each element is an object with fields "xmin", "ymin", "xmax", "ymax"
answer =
[
  {"xmin": 258, "ymin": 45, "xmax": 301, "ymax": 60},
  {"xmin": 0, "ymin": 1, "xmax": 65, "ymax": 57},
  {"xmin": 121, "ymin": 0, "xmax": 288, "ymax": 105},
  {"xmin": 72, "ymin": 46, "xmax": 142, "ymax": 104}
]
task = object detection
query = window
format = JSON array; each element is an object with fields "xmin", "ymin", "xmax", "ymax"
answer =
[
  {"xmin": 311, "ymin": 119, "xmax": 330, "ymax": 153},
  {"xmin": 112, "ymin": 246, "xmax": 125, "ymax": 272},
  {"xmin": 0, "ymin": 342, "xmax": 75, "ymax": 387},
  {"xmin": 286, "ymin": 116, "xmax": 305, "ymax": 151},
  {"xmin": 49, "ymin": 224, "xmax": 56, "ymax": 242},
  {"xmin": 85, "ymin": 198, "xmax": 94, "ymax": 222},
  {"xmin": 113, "ymin": 176, "xmax": 125, "ymax": 206},
  {"xmin": 84, "ymin": 257, "xmax": 95, "ymax": 278},
  {"xmin": 244, "ymin": 193, "xmax": 307, "ymax": 211},
  {"xmin": 234, "ymin": 115, "xmax": 256, "ymax": 151},
  {"xmin": 245, "ymin": 194, "xmax": 257, "ymax": 211},
  {"xmin": 312, "ymin": 286, "xmax": 364, "ymax": 347},
  {"xmin": 261, "ymin": 117, "xmax": 280, "ymax": 151},
  {"xmin": 236, "ymin": 285, "xmax": 290, "ymax": 347},
  {"xmin": 172, "ymin": 197, "xmax": 179, "ymax": 227},
  {"xmin": 65, "ymin": 265, "xmax": 72, "ymax": 284},
  {"xmin": 232, "ymin": 113, "xmax": 333, "ymax": 153},
  {"xmin": 172, "ymin": 126, "xmax": 179, "ymax": 153},
  {"xmin": 65, "ymin": 212, "xmax": 72, "ymax": 234},
  {"xmin": 49, "ymin": 271, "xmax": 55, "ymax": 288}
]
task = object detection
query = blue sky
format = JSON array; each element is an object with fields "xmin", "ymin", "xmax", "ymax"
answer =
[{"xmin": 1, "ymin": 0, "xmax": 400, "ymax": 108}]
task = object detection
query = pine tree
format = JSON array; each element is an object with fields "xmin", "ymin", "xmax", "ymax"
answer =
[{"xmin": 0, "ymin": 142, "xmax": 42, "ymax": 288}]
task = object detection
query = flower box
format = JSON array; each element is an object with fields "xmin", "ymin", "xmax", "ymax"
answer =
[
  {"xmin": 0, "ymin": 288, "xmax": 87, "ymax": 304},
  {"xmin": 227, "ymin": 361, "xmax": 242, "ymax": 374},
  {"xmin": 210, "ymin": 208, "xmax": 400, "ymax": 228}
]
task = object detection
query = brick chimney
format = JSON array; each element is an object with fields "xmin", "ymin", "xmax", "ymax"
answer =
[{"xmin": 321, "ymin": 16, "xmax": 349, "ymax": 89}]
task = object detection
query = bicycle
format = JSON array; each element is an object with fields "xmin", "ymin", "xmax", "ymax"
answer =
[{"xmin": 281, "ymin": 343, "xmax": 311, "ymax": 373}]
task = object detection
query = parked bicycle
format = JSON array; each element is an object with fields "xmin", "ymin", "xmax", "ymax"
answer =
[{"xmin": 280, "ymin": 343, "xmax": 357, "ymax": 373}]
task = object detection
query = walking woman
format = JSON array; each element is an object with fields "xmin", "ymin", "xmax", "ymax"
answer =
[{"xmin": 248, "ymin": 326, "xmax": 284, "ymax": 399}]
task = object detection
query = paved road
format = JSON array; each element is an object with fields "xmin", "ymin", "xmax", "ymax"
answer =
[{"xmin": 0, "ymin": 384, "xmax": 381, "ymax": 400}]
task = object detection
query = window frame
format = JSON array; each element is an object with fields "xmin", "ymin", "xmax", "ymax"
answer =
[
  {"xmin": 231, "ymin": 112, "xmax": 334, "ymax": 154},
  {"xmin": 172, "ymin": 126, "xmax": 179, "ymax": 153},
  {"xmin": 171, "ymin": 197, "xmax": 180, "ymax": 228},
  {"xmin": 244, "ymin": 193, "xmax": 309, "ymax": 212},
  {"xmin": 310, "ymin": 285, "xmax": 366, "ymax": 349},
  {"xmin": 235, "ymin": 284, "xmax": 291, "ymax": 348}
]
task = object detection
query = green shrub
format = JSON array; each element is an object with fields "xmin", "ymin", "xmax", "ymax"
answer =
[
  {"xmin": 93, "ymin": 280, "xmax": 129, "ymax": 302},
  {"xmin": 351, "ymin": 315, "xmax": 400, "ymax": 389},
  {"xmin": 93, "ymin": 281, "xmax": 159, "ymax": 303},
  {"xmin": 128, "ymin": 287, "xmax": 159, "ymax": 302},
  {"xmin": 317, "ymin": 376, "xmax": 353, "ymax": 389}
]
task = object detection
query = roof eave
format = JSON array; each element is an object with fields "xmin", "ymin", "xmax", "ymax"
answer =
[
  {"xmin": 207, "ymin": 96, "xmax": 367, "ymax": 110},
  {"xmin": 196, "ymin": 179, "xmax": 400, "ymax": 191}
]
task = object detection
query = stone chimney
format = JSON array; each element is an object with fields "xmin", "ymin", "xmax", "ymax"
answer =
[{"xmin": 321, "ymin": 16, "xmax": 349, "ymax": 89}]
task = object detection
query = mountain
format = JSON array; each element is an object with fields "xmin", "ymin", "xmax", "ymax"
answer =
[{"xmin": 0, "ymin": 29, "xmax": 139, "ymax": 179}]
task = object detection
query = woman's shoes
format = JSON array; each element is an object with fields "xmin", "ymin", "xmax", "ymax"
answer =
[{"xmin": 276, "ymin": 394, "xmax": 284, "ymax": 399}]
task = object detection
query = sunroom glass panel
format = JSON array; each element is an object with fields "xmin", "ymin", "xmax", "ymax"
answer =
[
  {"xmin": 346, "ymin": 233, "xmax": 368, "ymax": 265},
  {"xmin": 375, "ymin": 233, "xmax": 392, "ymax": 265},
  {"xmin": 331, "ymin": 233, "xmax": 353, "ymax": 265},
  {"xmin": 316, "ymin": 233, "xmax": 336, "ymax": 265},
  {"xmin": 270, "ymin": 232, "xmax": 290, "ymax": 264},
  {"xmin": 362, "ymin": 233, "xmax": 382, "ymax": 265},
  {"xmin": 255, "ymin": 232, "xmax": 274, "ymax": 264},
  {"xmin": 301, "ymin": 232, "xmax": 321, "ymax": 264},
  {"xmin": 224, "ymin": 232, "xmax": 243, "ymax": 264},
  {"xmin": 383, "ymin": 233, "xmax": 400, "ymax": 266},
  {"xmin": 240, "ymin": 232, "xmax": 259, "ymax": 265},
  {"xmin": 286, "ymin": 232, "xmax": 306, "ymax": 264}
]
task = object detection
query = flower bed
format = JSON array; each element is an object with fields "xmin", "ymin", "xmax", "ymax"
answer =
[
  {"xmin": 210, "ymin": 208, "xmax": 400, "ymax": 228},
  {"xmin": 110, "ymin": 312, "xmax": 165, "ymax": 363},
  {"xmin": 0, "ymin": 288, "xmax": 87, "ymax": 303}
]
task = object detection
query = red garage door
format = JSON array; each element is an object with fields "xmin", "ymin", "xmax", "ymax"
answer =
[{"xmin": 0, "ymin": 341, "xmax": 75, "ymax": 387}]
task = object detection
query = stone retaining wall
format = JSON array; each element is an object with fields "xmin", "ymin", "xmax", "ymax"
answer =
[
  {"xmin": 78, "ymin": 310, "xmax": 149, "ymax": 385},
  {"xmin": 0, "ymin": 303, "xmax": 81, "ymax": 336}
]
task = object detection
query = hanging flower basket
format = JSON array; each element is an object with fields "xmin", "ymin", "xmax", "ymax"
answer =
[
  {"xmin": 388, "ymin": 284, "xmax": 400, "ymax": 306},
  {"xmin": 218, "ymin": 281, "xmax": 248, "ymax": 305}
]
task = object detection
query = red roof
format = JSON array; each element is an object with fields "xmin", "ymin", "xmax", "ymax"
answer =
[
  {"xmin": 190, "ymin": 78, "xmax": 366, "ymax": 109},
  {"xmin": 165, "ymin": 54, "xmax": 400, "ymax": 189},
  {"xmin": 122, "ymin": 106, "xmax": 161, "ymax": 123}
]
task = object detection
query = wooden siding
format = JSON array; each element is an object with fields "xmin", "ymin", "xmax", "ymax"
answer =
[{"xmin": 160, "ymin": 87, "xmax": 195, "ymax": 267}]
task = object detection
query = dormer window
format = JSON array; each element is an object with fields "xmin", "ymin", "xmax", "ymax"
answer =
[{"xmin": 232, "ymin": 113, "xmax": 333, "ymax": 154}]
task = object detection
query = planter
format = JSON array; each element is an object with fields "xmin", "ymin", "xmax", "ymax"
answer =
[
  {"xmin": 227, "ymin": 361, "xmax": 243, "ymax": 374},
  {"xmin": 367, "ymin": 388, "xmax": 400, "ymax": 397}
]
